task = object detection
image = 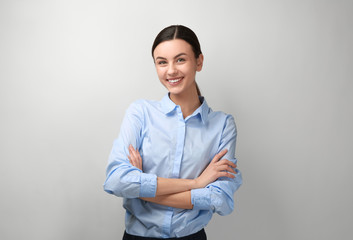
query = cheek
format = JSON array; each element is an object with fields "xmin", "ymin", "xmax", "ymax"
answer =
[
  {"xmin": 155, "ymin": 68, "xmax": 163, "ymax": 77},
  {"xmin": 156, "ymin": 68, "xmax": 166, "ymax": 82},
  {"xmin": 181, "ymin": 62, "xmax": 197, "ymax": 72},
  {"xmin": 182, "ymin": 65, "xmax": 197, "ymax": 77}
]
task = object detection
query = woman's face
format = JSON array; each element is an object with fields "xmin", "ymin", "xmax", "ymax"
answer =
[{"xmin": 153, "ymin": 39, "xmax": 203, "ymax": 97}]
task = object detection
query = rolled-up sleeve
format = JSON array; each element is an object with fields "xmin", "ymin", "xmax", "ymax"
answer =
[
  {"xmin": 103, "ymin": 101, "xmax": 157, "ymax": 198},
  {"xmin": 191, "ymin": 115, "xmax": 242, "ymax": 215}
]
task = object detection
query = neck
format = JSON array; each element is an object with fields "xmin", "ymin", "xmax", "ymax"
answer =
[{"xmin": 170, "ymin": 87, "xmax": 201, "ymax": 119}]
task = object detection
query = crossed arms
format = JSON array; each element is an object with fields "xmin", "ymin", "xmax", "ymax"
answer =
[
  {"xmin": 103, "ymin": 102, "xmax": 242, "ymax": 215},
  {"xmin": 127, "ymin": 145, "xmax": 236, "ymax": 209}
]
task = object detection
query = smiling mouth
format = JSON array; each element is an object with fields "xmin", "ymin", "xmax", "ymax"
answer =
[{"xmin": 167, "ymin": 77, "xmax": 183, "ymax": 83}]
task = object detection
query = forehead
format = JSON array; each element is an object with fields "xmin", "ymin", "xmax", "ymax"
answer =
[{"xmin": 153, "ymin": 39, "xmax": 193, "ymax": 58}]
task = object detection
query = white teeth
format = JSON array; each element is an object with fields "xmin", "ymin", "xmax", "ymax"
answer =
[{"xmin": 168, "ymin": 78, "xmax": 181, "ymax": 83}]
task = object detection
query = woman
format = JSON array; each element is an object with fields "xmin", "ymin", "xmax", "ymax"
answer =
[{"xmin": 104, "ymin": 25, "xmax": 242, "ymax": 239}]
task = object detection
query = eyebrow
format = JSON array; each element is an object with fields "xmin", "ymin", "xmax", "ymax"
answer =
[{"xmin": 155, "ymin": 53, "xmax": 187, "ymax": 60}]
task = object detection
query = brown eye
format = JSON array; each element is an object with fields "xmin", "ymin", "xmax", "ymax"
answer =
[{"xmin": 158, "ymin": 60, "xmax": 167, "ymax": 65}]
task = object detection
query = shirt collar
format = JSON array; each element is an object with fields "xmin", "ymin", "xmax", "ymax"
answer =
[
  {"xmin": 160, "ymin": 93, "xmax": 210, "ymax": 124},
  {"xmin": 161, "ymin": 93, "xmax": 177, "ymax": 114}
]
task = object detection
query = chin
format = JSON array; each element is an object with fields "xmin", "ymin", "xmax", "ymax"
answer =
[{"xmin": 168, "ymin": 88, "xmax": 183, "ymax": 95}]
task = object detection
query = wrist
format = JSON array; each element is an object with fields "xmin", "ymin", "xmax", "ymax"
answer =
[{"xmin": 193, "ymin": 178, "xmax": 202, "ymax": 189}]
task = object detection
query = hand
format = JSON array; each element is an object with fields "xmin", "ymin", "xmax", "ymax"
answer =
[
  {"xmin": 127, "ymin": 144, "xmax": 143, "ymax": 171},
  {"xmin": 195, "ymin": 149, "xmax": 237, "ymax": 188}
]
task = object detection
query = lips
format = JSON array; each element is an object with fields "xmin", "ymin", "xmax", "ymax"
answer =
[{"xmin": 167, "ymin": 77, "xmax": 183, "ymax": 85}]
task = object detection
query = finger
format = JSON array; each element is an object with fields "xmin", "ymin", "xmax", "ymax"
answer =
[
  {"xmin": 136, "ymin": 148, "xmax": 142, "ymax": 161},
  {"xmin": 129, "ymin": 144, "xmax": 138, "ymax": 155},
  {"xmin": 212, "ymin": 149, "xmax": 228, "ymax": 163},
  {"xmin": 225, "ymin": 172, "xmax": 235, "ymax": 179},
  {"xmin": 225, "ymin": 160, "xmax": 236, "ymax": 168},
  {"xmin": 130, "ymin": 146, "xmax": 139, "ymax": 159},
  {"xmin": 216, "ymin": 165, "xmax": 229, "ymax": 171},
  {"xmin": 129, "ymin": 145, "xmax": 136, "ymax": 159},
  {"xmin": 227, "ymin": 166, "xmax": 236, "ymax": 174},
  {"xmin": 216, "ymin": 165, "xmax": 236, "ymax": 174},
  {"xmin": 129, "ymin": 144, "xmax": 135, "ymax": 153},
  {"xmin": 218, "ymin": 165, "xmax": 236, "ymax": 174},
  {"xmin": 132, "ymin": 147, "xmax": 142, "ymax": 168},
  {"xmin": 133, "ymin": 151, "xmax": 141, "ymax": 163},
  {"xmin": 129, "ymin": 156, "xmax": 136, "ymax": 165},
  {"xmin": 136, "ymin": 149, "xmax": 143, "ymax": 169},
  {"xmin": 218, "ymin": 171, "xmax": 235, "ymax": 179},
  {"xmin": 127, "ymin": 155, "xmax": 133, "ymax": 164},
  {"xmin": 216, "ymin": 159, "xmax": 236, "ymax": 168},
  {"xmin": 129, "ymin": 151, "xmax": 138, "ymax": 165}
]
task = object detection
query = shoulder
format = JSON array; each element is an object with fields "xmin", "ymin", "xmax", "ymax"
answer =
[
  {"xmin": 126, "ymin": 98, "xmax": 161, "ymax": 115},
  {"xmin": 209, "ymin": 109, "xmax": 236, "ymax": 125},
  {"xmin": 207, "ymin": 108, "xmax": 237, "ymax": 136}
]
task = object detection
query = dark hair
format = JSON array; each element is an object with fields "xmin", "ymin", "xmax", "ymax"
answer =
[{"xmin": 152, "ymin": 25, "xmax": 202, "ymax": 96}]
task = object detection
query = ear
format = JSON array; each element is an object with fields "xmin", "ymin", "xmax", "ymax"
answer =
[{"xmin": 196, "ymin": 54, "xmax": 204, "ymax": 72}]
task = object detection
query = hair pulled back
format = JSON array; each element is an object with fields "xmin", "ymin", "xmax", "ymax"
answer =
[
  {"xmin": 152, "ymin": 25, "xmax": 203, "ymax": 96},
  {"xmin": 152, "ymin": 25, "xmax": 202, "ymax": 58}
]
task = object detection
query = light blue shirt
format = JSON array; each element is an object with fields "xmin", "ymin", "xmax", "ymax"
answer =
[{"xmin": 104, "ymin": 94, "xmax": 242, "ymax": 238}]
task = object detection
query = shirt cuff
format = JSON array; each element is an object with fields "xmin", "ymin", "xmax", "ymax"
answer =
[
  {"xmin": 191, "ymin": 188, "xmax": 211, "ymax": 210},
  {"xmin": 139, "ymin": 173, "xmax": 157, "ymax": 198}
]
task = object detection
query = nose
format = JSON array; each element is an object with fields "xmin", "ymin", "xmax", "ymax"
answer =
[{"xmin": 167, "ymin": 63, "xmax": 177, "ymax": 76}]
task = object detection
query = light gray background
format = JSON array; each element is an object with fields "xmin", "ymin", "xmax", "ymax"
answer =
[{"xmin": 1, "ymin": 0, "xmax": 352, "ymax": 239}]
